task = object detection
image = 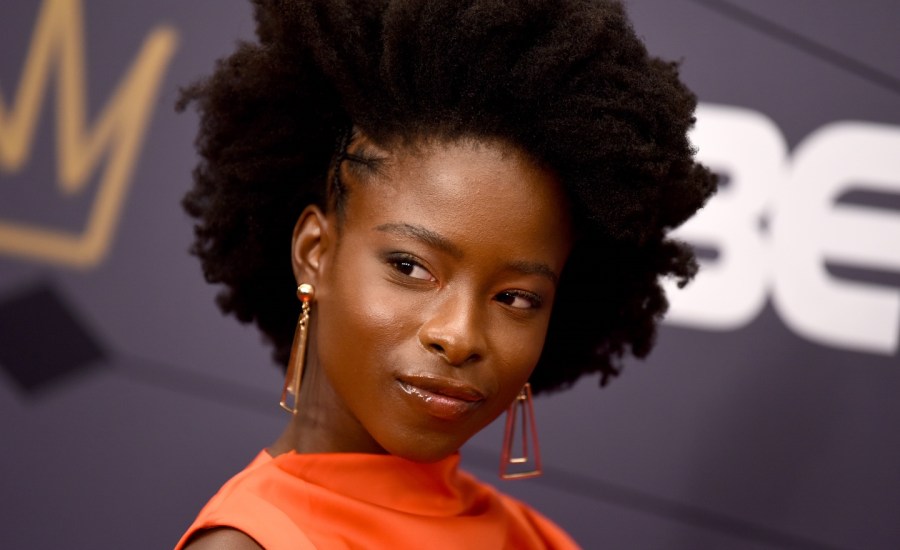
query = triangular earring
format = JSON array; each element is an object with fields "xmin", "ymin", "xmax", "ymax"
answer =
[
  {"xmin": 280, "ymin": 283, "xmax": 315, "ymax": 414},
  {"xmin": 499, "ymin": 383, "xmax": 542, "ymax": 479}
]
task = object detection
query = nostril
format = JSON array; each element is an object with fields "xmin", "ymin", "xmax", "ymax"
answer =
[{"xmin": 430, "ymin": 343, "xmax": 445, "ymax": 354}]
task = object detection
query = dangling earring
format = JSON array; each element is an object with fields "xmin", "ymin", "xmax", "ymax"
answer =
[
  {"xmin": 280, "ymin": 283, "xmax": 315, "ymax": 414},
  {"xmin": 499, "ymin": 383, "xmax": 542, "ymax": 479}
]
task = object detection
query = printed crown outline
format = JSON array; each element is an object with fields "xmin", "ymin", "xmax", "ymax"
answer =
[{"xmin": 0, "ymin": 0, "xmax": 179, "ymax": 268}]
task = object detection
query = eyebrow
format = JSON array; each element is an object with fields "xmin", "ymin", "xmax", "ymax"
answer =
[
  {"xmin": 375, "ymin": 223, "xmax": 463, "ymax": 258},
  {"xmin": 505, "ymin": 259, "xmax": 559, "ymax": 286},
  {"xmin": 374, "ymin": 222, "xmax": 560, "ymax": 285}
]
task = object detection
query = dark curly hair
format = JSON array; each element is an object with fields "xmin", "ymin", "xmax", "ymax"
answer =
[{"xmin": 178, "ymin": 0, "xmax": 716, "ymax": 395}]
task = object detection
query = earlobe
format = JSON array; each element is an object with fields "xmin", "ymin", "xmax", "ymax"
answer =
[{"xmin": 291, "ymin": 205, "xmax": 330, "ymax": 285}]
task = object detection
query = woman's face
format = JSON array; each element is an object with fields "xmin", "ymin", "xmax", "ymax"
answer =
[{"xmin": 294, "ymin": 137, "xmax": 573, "ymax": 462}]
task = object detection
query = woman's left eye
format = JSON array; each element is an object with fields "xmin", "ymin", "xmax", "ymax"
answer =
[{"xmin": 496, "ymin": 290, "xmax": 542, "ymax": 310}]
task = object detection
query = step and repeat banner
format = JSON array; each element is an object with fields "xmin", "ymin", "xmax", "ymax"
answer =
[{"xmin": 1, "ymin": 1, "xmax": 898, "ymax": 548}]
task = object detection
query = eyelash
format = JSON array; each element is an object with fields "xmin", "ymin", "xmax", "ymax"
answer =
[
  {"xmin": 386, "ymin": 253, "xmax": 435, "ymax": 282},
  {"xmin": 386, "ymin": 253, "xmax": 544, "ymax": 311},
  {"xmin": 495, "ymin": 289, "xmax": 543, "ymax": 310}
]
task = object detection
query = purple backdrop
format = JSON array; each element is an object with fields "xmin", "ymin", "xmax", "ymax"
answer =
[{"xmin": 1, "ymin": 1, "xmax": 898, "ymax": 548}]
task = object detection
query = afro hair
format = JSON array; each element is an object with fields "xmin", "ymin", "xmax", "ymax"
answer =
[{"xmin": 178, "ymin": 0, "xmax": 716, "ymax": 394}]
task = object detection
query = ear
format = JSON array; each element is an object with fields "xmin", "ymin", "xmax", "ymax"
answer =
[{"xmin": 291, "ymin": 205, "xmax": 331, "ymax": 286}]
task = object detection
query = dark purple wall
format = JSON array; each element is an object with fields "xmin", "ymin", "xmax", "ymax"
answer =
[{"xmin": 1, "ymin": 1, "xmax": 898, "ymax": 548}]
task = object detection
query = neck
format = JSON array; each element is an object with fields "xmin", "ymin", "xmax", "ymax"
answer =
[{"xmin": 269, "ymin": 360, "xmax": 387, "ymax": 456}]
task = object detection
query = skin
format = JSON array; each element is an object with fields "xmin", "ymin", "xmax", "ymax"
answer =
[{"xmin": 186, "ymin": 136, "xmax": 573, "ymax": 548}]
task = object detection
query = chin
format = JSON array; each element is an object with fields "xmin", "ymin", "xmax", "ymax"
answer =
[{"xmin": 383, "ymin": 435, "xmax": 468, "ymax": 463}]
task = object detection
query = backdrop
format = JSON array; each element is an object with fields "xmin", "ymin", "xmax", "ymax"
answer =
[{"xmin": 1, "ymin": 1, "xmax": 898, "ymax": 548}]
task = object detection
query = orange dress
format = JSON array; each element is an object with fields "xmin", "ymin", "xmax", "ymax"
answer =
[{"xmin": 176, "ymin": 451, "xmax": 580, "ymax": 549}]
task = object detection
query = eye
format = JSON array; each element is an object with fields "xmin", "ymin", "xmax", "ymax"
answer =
[
  {"xmin": 388, "ymin": 255, "xmax": 435, "ymax": 281},
  {"xmin": 495, "ymin": 290, "xmax": 543, "ymax": 310}
]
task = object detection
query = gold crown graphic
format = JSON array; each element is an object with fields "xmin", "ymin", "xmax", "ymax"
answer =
[{"xmin": 0, "ymin": 0, "xmax": 178, "ymax": 268}]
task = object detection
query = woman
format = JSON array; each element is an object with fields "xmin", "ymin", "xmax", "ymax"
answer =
[{"xmin": 176, "ymin": 0, "xmax": 715, "ymax": 548}]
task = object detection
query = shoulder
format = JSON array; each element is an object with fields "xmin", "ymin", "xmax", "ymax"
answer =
[
  {"xmin": 177, "ymin": 451, "xmax": 318, "ymax": 549},
  {"xmin": 181, "ymin": 527, "xmax": 263, "ymax": 550}
]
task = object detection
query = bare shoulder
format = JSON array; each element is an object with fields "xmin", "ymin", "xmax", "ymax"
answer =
[{"xmin": 182, "ymin": 527, "xmax": 264, "ymax": 550}]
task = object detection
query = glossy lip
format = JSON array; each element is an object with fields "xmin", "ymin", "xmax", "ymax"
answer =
[{"xmin": 396, "ymin": 373, "xmax": 486, "ymax": 421}]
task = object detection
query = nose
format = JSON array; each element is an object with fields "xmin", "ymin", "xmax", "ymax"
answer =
[{"xmin": 418, "ymin": 291, "xmax": 486, "ymax": 366}]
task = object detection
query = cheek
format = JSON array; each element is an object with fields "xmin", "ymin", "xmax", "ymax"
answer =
[
  {"xmin": 492, "ymin": 317, "xmax": 551, "ymax": 387},
  {"xmin": 315, "ymin": 263, "xmax": 409, "ymax": 376},
  {"xmin": 344, "ymin": 278, "xmax": 410, "ymax": 350}
]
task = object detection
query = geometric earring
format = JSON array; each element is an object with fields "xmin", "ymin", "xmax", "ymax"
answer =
[
  {"xmin": 499, "ymin": 382, "xmax": 542, "ymax": 479},
  {"xmin": 279, "ymin": 283, "xmax": 315, "ymax": 414}
]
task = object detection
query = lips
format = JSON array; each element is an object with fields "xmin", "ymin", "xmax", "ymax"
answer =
[{"xmin": 396, "ymin": 374, "xmax": 485, "ymax": 421}]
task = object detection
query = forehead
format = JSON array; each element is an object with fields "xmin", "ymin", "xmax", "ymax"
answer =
[{"xmin": 341, "ymin": 137, "xmax": 573, "ymax": 261}]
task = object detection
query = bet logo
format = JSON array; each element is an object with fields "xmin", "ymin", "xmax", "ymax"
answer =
[{"xmin": 665, "ymin": 103, "xmax": 900, "ymax": 356}]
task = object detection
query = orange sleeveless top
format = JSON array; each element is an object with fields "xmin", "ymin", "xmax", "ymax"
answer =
[{"xmin": 176, "ymin": 451, "xmax": 580, "ymax": 549}]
